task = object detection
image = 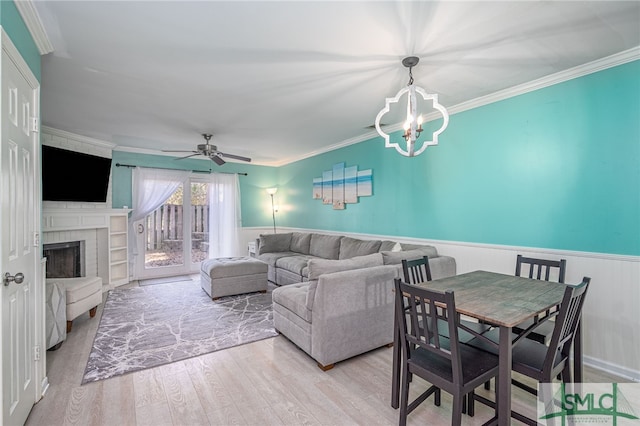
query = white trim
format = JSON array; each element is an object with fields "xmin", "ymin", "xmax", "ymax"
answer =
[
  {"xmin": 274, "ymin": 46, "xmax": 640, "ymax": 167},
  {"xmin": 12, "ymin": 0, "xmax": 54, "ymax": 55},
  {"xmin": 583, "ymin": 356, "xmax": 640, "ymax": 383},
  {"xmin": 42, "ymin": 126, "xmax": 116, "ymax": 150},
  {"xmin": 1, "ymin": 28, "xmax": 39, "ymax": 88}
]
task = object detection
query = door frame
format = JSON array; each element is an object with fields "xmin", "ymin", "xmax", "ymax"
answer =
[
  {"xmin": 134, "ymin": 175, "xmax": 208, "ymax": 280},
  {"xmin": 0, "ymin": 28, "xmax": 45, "ymax": 420}
]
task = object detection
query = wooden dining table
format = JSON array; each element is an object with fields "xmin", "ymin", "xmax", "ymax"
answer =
[{"xmin": 390, "ymin": 270, "xmax": 579, "ymax": 426}]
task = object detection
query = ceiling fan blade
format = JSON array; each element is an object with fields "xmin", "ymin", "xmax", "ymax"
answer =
[
  {"xmin": 211, "ymin": 154, "xmax": 226, "ymax": 166},
  {"xmin": 162, "ymin": 150, "xmax": 198, "ymax": 153},
  {"xmin": 219, "ymin": 152, "xmax": 252, "ymax": 162}
]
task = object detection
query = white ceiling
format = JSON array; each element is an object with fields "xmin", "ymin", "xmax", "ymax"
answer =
[{"xmin": 32, "ymin": 1, "xmax": 640, "ymax": 166}]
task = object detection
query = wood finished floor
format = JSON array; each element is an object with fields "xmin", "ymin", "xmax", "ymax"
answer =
[{"xmin": 26, "ymin": 281, "xmax": 626, "ymax": 426}]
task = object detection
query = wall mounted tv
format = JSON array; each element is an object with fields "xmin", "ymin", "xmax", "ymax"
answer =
[{"xmin": 42, "ymin": 145, "xmax": 112, "ymax": 203}]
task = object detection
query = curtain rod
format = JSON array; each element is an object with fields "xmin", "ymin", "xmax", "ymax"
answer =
[{"xmin": 115, "ymin": 163, "xmax": 247, "ymax": 176}]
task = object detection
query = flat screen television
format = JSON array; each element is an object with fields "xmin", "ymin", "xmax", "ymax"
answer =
[{"xmin": 42, "ymin": 145, "xmax": 112, "ymax": 202}]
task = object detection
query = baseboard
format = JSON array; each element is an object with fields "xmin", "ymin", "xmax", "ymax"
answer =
[{"xmin": 583, "ymin": 355, "xmax": 640, "ymax": 383}]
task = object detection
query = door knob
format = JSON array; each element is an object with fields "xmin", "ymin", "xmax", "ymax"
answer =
[{"xmin": 4, "ymin": 272, "xmax": 24, "ymax": 286}]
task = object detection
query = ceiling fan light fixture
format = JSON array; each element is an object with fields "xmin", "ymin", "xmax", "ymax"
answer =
[{"xmin": 375, "ymin": 56, "xmax": 449, "ymax": 157}]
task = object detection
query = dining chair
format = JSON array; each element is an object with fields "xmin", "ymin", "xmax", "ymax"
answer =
[
  {"xmin": 467, "ymin": 277, "xmax": 591, "ymax": 425},
  {"xmin": 402, "ymin": 256, "xmax": 492, "ymax": 415},
  {"xmin": 394, "ymin": 278, "xmax": 499, "ymax": 426},
  {"xmin": 401, "ymin": 257, "xmax": 492, "ymax": 343},
  {"xmin": 512, "ymin": 254, "xmax": 567, "ymax": 344}
]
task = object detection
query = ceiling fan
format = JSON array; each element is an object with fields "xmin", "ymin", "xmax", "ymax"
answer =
[{"xmin": 162, "ymin": 133, "xmax": 251, "ymax": 165}]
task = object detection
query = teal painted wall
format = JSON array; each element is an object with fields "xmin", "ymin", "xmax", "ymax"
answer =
[
  {"xmin": 0, "ymin": 1, "xmax": 41, "ymax": 80},
  {"xmin": 276, "ymin": 61, "xmax": 640, "ymax": 256},
  {"xmin": 110, "ymin": 151, "xmax": 278, "ymax": 227}
]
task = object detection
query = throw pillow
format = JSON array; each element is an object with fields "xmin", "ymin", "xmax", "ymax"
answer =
[
  {"xmin": 381, "ymin": 246, "xmax": 438, "ymax": 265},
  {"xmin": 307, "ymin": 253, "xmax": 383, "ymax": 280},
  {"xmin": 258, "ymin": 233, "xmax": 293, "ymax": 254},
  {"xmin": 379, "ymin": 240, "xmax": 398, "ymax": 252},
  {"xmin": 338, "ymin": 237, "xmax": 382, "ymax": 259}
]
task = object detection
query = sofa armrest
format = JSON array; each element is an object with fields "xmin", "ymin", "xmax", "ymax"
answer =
[
  {"xmin": 309, "ymin": 265, "xmax": 399, "ymax": 366},
  {"xmin": 429, "ymin": 255, "xmax": 456, "ymax": 280}
]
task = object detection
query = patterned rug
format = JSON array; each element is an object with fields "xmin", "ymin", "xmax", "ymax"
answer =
[{"xmin": 82, "ymin": 280, "xmax": 278, "ymax": 384}]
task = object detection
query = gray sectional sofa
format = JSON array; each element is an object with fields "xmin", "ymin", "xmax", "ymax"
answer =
[{"xmin": 256, "ymin": 232, "xmax": 456, "ymax": 370}]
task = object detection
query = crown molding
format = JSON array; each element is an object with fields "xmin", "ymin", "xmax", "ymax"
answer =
[
  {"xmin": 42, "ymin": 126, "xmax": 116, "ymax": 149},
  {"xmin": 277, "ymin": 46, "xmax": 640, "ymax": 166},
  {"xmin": 1, "ymin": 27, "xmax": 39, "ymax": 88},
  {"xmin": 13, "ymin": 0, "xmax": 54, "ymax": 55}
]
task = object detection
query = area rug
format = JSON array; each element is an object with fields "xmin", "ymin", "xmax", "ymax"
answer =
[
  {"xmin": 138, "ymin": 275, "xmax": 193, "ymax": 286},
  {"xmin": 81, "ymin": 280, "xmax": 278, "ymax": 384}
]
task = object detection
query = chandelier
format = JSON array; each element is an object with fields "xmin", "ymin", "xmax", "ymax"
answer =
[{"xmin": 375, "ymin": 56, "xmax": 449, "ymax": 157}]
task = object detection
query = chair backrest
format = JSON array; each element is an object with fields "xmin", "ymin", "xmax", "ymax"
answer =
[
  {"xmin": 401, "ymin": 256, "xmax": 432, "ymax": 284},
  {"xmin": 516, "ymin": 254, "xmax": 567, "ymax": 283},
  {"xmin": 542, "ymin": 277, "xmax": 591, "ymax": 375},
  {"xmin": 394, "ymin": 278, "xmax": 463, "ymax": 384}
]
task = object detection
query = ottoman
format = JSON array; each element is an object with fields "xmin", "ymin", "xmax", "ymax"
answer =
[
  {"xmin": 200, "ymin": 257, "xmax": 268, "ymax": 300},
  {"xmin": 46, "ymin": 276, "xmax": 103, "ymax": 333}
]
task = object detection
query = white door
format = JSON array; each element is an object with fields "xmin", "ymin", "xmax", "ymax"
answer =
[{"xmin": 1, "ymin": 43, "xmax": 39, "ymax": 425}]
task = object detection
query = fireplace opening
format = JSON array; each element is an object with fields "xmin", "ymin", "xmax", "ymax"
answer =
[{"xmin": 43, "ymin": 241, "xmax": 85, "ymax": 278}]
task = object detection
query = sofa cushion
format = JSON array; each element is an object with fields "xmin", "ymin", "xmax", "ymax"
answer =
[
  {"xmin": 275, "ymin": 255, "xmax": 315, "ymax": 275},
  {"xmin": 307, "ymin": 253, "xmax": 383, "ymax": 281},
  {"xmin": 381, "ymin": 246, "xmax": 438, "ymax": 265},
  {"xmin": 258, "ymin": 233, "xmax": 292, "ymax": 255},
  {"xmin": 338, "ymin": 237, "xmax": 382, "ymax": 260},
  {"xmin": 400, "ymin": 243, "xmax": 438, "ymax": 255},
  {"xmin": 379, "ymin": 240, "xmax": 398, "ymax": 252},
  {"xmin": 256, "ymin": 251, "xmax": 299, "ymax": 267},
  {"xmin": 290, "ymin": 232, "xmax": 312, "ymax": 254},
  {"xmin": 272, "ymin": 282, "xmax": 312, "ymax": 322},
  {"xmin": 309, "ymin": 233, "xmax": 343, "ymax": 259}
]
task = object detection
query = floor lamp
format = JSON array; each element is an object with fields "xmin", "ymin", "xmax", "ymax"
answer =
[{"xmin": 266, "ymin": 187, "xmax": 278, "ymax": 233}]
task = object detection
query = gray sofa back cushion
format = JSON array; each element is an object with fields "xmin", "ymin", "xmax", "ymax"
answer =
[
  {"xmin": 307, "ymin": 253, "xmax": 383, "ymax": 280},
  {"xmin": 309, "ymin": 233, "xmax": 343, "ymax": 259},
  {"xmin": 290, "ymin": 232, "xmax": 312, "ymax": 254},
  {"xmin": 379, "ymin": 240, "xmax": 398, "ymax": 252},
  {"xmin": 258, "ymin": 233, "xmax": 292, "ymax": 255},
  {"xmin": 381, "ymin": 246, "xmax": 438, "ymax": 265},
  {"xmin": 338, "ymin": 237, "xmax": 382, "ymax": 260}
]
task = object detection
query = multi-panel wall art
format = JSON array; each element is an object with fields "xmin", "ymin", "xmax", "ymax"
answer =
[{"xmin": 313, "ymin": 162, "xmax": 372, "ymax": 209}]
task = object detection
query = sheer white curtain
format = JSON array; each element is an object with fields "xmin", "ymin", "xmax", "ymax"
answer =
[
  {"xmin": 207, "ymin": 172, "xmax": 241, "ymax": 258},
  {"xmin": 128, "ymin": 167, "xmax": 191, "ymax": 267}
]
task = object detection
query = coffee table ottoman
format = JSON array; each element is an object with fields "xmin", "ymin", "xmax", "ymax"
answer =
[{"xmin": 200, "ymin": 257, "xmax": 268, "ymax": 300}]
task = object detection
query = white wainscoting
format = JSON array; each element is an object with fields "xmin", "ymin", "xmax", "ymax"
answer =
[{"xmin": 242, "ymin": 226, "xmax": 640, "ymax": 382}]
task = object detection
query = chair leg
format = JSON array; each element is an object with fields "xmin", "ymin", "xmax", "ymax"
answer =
[
  {"xmin": 484, "ymin": 380, "xmax": 490, "ymax": 390},
  {"xmin": 89, "ymin": 306, "xmax": 98, "ymax": 318},
  {"xmin": 451, "ymin": 393, "xmax": 463, "ymax": 426},
  {"xmin": 66, "ymin": 320, "xmax": 72, "ymax": 333},
  {"xmin": 468, "ymin": 391, "xmax": 475, "ymax": 417},
  {"xmin": 399, "ymin": 365, "xmax": 410, "ymax": 426}
]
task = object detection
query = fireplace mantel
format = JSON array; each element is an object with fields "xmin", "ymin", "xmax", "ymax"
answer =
[{"xmin": 43, "ymin": 208, "xmax": 131, "ymax": 232}]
